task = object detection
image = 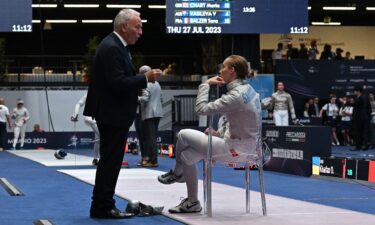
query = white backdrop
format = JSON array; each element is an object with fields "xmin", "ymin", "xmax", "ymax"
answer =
[{"xmin": 0, "ymin": 89, "xmax": 197, "ymax": 132}]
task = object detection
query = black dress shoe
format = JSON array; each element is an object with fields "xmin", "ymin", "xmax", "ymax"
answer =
[
  {"xmin": 90, "ymin": 208, "xmax": 134, "ymax": 219},
  {"xmin": 362, "ymin": 145, "xmax": 370, "ymax": 151}
]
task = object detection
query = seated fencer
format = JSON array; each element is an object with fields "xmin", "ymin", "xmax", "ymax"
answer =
[{"xmin": 158, "ymin": 55, "xmax": 261, "ymax": 213}]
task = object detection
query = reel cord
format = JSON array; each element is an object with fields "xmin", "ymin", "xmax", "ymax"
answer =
[{"xmin": 37, "ymin": 0, "xmax": 55, "ymax": 132}]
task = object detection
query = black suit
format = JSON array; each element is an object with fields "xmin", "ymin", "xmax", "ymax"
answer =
[
  {"xmin": 352, "ymin": 94, "xmax": 372, "ymax": 149},
  {"xmin": 83, "ymin": 32, "xmax": 147, "ymax": 211}
]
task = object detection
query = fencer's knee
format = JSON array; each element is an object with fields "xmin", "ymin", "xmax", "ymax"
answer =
[
  {"xmin": 180, "ymin": 151, "xmax": 202, "ymax": 166},
  {"xmin": 177, "ymin": 129, "xmax": 194, "ymax": 146}
]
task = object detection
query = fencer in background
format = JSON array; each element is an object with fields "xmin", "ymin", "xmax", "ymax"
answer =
[
  {"xmin": 11, "ymin": 99, "xmax": 30, "ymax": 150},
  {"xmin": 0, "ymin": 97, "xmax": 12, "ymax": 151},
  {"xmin": 138, "ymin": 65, "xmax": 163, "ymax": 167},
  {"xmin": 271, "ymin": 82, "xmax": 296, "ymax": 126},
  {"xmin": 71, "ymin": 94, "xmax": 100, "ymax": 165}
]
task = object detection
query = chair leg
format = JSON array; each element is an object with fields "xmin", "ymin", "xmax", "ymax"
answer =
[
  {"xmin": 203, "ymin": 160, "xmax": 207, "ymax": 214},
  {"xmin": 245, "ymin": 162, "xmax": 250, "ymax": 213},
  {"xmin": 258, "ymin": 163, "xmax": 267, "ymax": 216}
]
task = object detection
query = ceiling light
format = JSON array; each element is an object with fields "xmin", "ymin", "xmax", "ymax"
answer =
[
  {"xmin": 82, "ymin": 20, "xmax": 113, "ymax": 23},
  {"xmin": 366, "ymin": 7, "xmax": 375, "ymax": 11},
  {"xmin": 141, "ymin": 20, "xmax": 147, "ymax": 23},
  {"xmin": 323, "ymin": 6, "xmax": 356, "ymax": 11},
  {"xmin": 106, "ymin": 4, "xmax": 142, "ymax": 9},
  {"xmin": 32, "ymin": 4, "xmax": 57, "ymax": 8},
  {"xmin": 46, "ymin": 20, "xmax": 77, "ymax": 23},
  {"xmin": 148, "ymin": 5, "xmax": 166, "ymax": 9},
  {"xmin": 64, "ymin": 4, "xmax": 99, "ymax": 8},
  {"xmin": 308, "ymin": 6, "xmax": 311, "ymax": 10},
  {"xmin": 311, "ymin": 22, "xmax": 341, "ymax": 26},
  {"xmin": 32, "ymin": 20, "xmax": 41, "ymax": 23}
]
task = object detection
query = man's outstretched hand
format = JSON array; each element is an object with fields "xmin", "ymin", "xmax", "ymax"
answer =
[{"xmin": 145, "ymin": 69, "xmax": 163, "ymax": 83}]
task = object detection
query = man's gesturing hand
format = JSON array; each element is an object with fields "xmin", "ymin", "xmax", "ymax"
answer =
[{"xmin": 145, "ymin": 69, "xmax": 163, "ymax": 83}]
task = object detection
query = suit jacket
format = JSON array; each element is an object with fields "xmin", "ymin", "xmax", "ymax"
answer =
[
  {"xmin": 308, "ymin": 103, "xmax": 320, "ymax": 117},
  {"xmin": 353, "ymin": 94, "xmax": 371, "ymax": 121},
  {"xmin": 139, "ymin": 81, "xmax": 163, "ymax": 120},
  {"xmin": 83, "ymin": 32, "xmax": 147, "ymax": 128}
]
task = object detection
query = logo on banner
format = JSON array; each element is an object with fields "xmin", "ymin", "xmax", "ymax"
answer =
[
  {"xmin": 272, "ymin": 148, "xmax": 303, "ymax": 160},
  {"xmin": 285, "ymin": 132, "xmax": 306, "ymax": 143}
]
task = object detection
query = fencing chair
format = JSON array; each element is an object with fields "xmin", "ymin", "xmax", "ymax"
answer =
[{"xmin": 202, "ymin": 115, "xmax": 267, "ymax": 217}]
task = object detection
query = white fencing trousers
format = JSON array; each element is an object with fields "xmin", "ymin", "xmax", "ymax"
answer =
[
  {"xmin": 173, "ymin": 129, "xmax": 239, "ymax": 202},
  {"xmin": 273, "ymin": 109, "xmax": 289, "ymax": 126},
  {"xmin": 13, "ymin": 125, "xmax": 27, "ymax": 148},
  {"xmin": 84, "ymin": 116, "xmax": 100, "ymax": 159}
]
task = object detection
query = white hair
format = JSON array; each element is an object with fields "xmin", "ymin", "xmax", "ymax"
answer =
[
  {"xmin": 113, "ymin": 9, "xmax": 140, "ymax": 31},
  {"xmin": 139, "ymin": 65, "xmax": 151, "ymax": 74}
]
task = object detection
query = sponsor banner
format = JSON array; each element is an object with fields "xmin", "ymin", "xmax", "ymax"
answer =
[
  {"xmin": 357, "ymin": 160, "xmax": 370, "ymax": 181},
  {"xmin": 317, "ymin": 157, "xmax": 374, "ymax": 182},
  {"xmin": 263, "ymin": 125, "xmax": 331, "ymax": 177},
  {"xmin": 312, "ymin": 156, "xmax": 320, "ymax": 175},
  {"xmin": 369, "ymin": 161, "xmax": 375, "ymax": 182},
  {"xmin": 275, "ymin": 60, "xmax": 375, "ymax": 115},
  {"xmin": 318, "ymin": 157, "xmax": 345, "ymax": 178},
  {"xmin": 5, "ymin": 130, "xmax": 173, "ymax": 150},
  {"xmin": 6, "ymin": 132, "xmax": 94, "ymax": 150}
]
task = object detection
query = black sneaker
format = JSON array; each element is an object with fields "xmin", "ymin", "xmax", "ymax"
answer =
[
  {"xmin": 92, "ymin": 158, "xmax": 99, "ymax": 166},
  {"xmin": 169, "ymin": 198, "xmax": 202, "ymax": 214},
  {"xmin": 158, "ymin": 170, "xmax": 185, "ymax": 184}
]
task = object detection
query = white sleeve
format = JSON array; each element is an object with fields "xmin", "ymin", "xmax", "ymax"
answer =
[
  {"xmin": 74, "ymin": 95, "xmax": 87, "ymax": 115},
  {"xmin": 195, "ymin": 84, "xmax": 242, "ymax": 115},
  {"xmin": 138, "ymin": 88, "xmax": 151, "ymax": 103},
  {"xmin": 322, "ymin": 104, "xmax": 328, "ymax": 111},
  {"xmin": 24, "ymin": 108, "xmax": 30, "ymax": 121}
]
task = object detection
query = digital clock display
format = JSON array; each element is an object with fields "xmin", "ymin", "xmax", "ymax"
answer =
[
  {"xmin": 166, "ymin": 0, "xmax": 308, "ymax": 34},
  {"xmin": 0, "ymin": 0, "xmax": 32, "ymax": 32}
]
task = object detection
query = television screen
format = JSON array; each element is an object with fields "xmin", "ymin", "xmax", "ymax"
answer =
[
  {"xmin": 0, "ymin": 0, "xmax": 32, "ymax": 32},
  {"xmin": 166, "ymin": 0, "xmax": 308, "ymax": 34}
]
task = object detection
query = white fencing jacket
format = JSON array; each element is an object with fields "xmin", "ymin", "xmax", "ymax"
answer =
[{"xmin": 195, "ymin": 79, "xmax": 262, "ymax": 159}]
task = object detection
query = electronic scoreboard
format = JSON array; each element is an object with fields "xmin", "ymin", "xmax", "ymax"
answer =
[{"xmin": 166, "ymin": 0, "xmax": 309, "ymax": 34}]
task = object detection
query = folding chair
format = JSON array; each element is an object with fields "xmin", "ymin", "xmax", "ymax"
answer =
[{"xmin": 202, "ymin": 115, "xmax": 267, "ymax": 217}]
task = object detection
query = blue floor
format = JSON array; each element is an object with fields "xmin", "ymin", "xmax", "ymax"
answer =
[
  {"xmin": 0, "ymin": 151, "xmax": 182, "ymax": 225},
  {"xmin": 1, "ymin": 148, "xmax": 374, "ymax": 225},
  {"xmin": 70, "ymin": 148, "xmax": 375, "ymax": 214}
]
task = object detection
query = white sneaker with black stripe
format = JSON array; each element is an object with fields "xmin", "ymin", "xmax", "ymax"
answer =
[{"xmin": 169, "ymin": 198, "xmax": 202, "ymax": 214}]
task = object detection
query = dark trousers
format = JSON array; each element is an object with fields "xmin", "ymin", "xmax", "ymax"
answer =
[
  {"xmin": 141, "ymin": 117, "xmax": 160, "ymax": 164},
  {"xmin": 353, "ymin": 119, "xmax": 371, "ymax": 149},
  {"xmin": 0, "ymin": 122, "xmax": 7, "ymax": 149},
  {"xmin": 91, "ymin": 122, "xmax": 129, "ymax": 211},
  {"xmin": 134, "ymin": 113, "xmax": 145, "ymax": 157}
]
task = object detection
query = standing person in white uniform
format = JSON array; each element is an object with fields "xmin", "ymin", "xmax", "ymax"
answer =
[
  {"xmin": 158, "ymin": 55, "xmax": 261, "ymax": 213},
  {"xmin": 271, "ymin": 82, "xmax": 296, "ymax": 126},
  {"xmin": 0, "ymin": 97, "xmax": 12, "ymax": 151},
  {"xmin": 11, "ymin": 99, "xmax": 30, "ymax": 150},
  {"xmin": 71, "ymin": 94, "xmax": 100, "ymax": 165}
]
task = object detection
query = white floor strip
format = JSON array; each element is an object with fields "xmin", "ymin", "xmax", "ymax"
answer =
[
  {"xmin": 58, "ymin": 168, "xmax": 375, "ymax": 225},
  {"xmin": 8, "ymin": 150, "xmax": 93, "ymax": 166}
]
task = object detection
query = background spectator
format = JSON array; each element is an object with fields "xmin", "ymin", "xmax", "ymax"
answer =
[
  {"xmin": 320, "ymin": 44, "xmax": 335, "ymax": 60},
  {"xmin": 320, "ymin": 96, "xmax": 340, "ymax": 146},
  {"xmin": 32, "ymin": 124, "xmax": 45, "ymax": 133},
  {"xmin": 308, "ymin": 39, "xmax": 319, "ymax": 60},
  {"xmin": 0, "ymin": 97, "xmax": 11, "ymax": 151}
]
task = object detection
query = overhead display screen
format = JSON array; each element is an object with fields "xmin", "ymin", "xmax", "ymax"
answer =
[
  {"xmin": 166, "ymin": 0, "xmax": 308, "ymax": 34},
  {"xmin": 0, "ymin": 0, "xmax": 32, "ymax": 32}
]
